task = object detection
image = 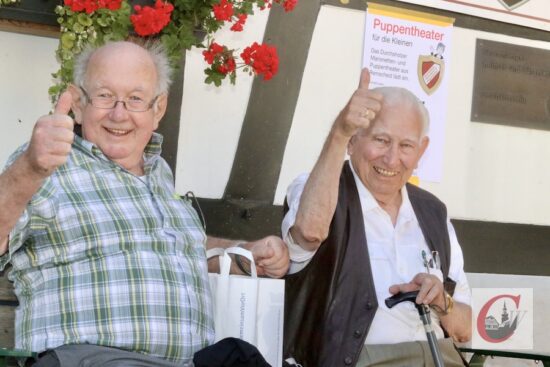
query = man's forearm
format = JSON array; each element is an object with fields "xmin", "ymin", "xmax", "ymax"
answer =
[
  {"xmin": 291, "ymin": 127, "xmax": 349, "ymax": 251},
  {"xmin": 440, "ymin": 302, "xmax": 472, "ymax": 343},
  {"xmin": 0, "ymin": 154, "xmax": 46, "ymax": 255}
]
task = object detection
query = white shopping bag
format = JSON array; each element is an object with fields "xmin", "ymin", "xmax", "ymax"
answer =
[{"xmin": 207, "ymin": 247, "xmax": 285, "ymax": 367}]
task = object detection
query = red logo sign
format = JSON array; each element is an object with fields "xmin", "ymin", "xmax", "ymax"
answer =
[{"xmin": 477, "ymin": 294, "xmax": 521, "ymax": 343}]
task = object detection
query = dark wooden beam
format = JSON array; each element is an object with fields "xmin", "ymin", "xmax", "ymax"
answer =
[
  {"xmin": 0, "ymin": 18, "xmax": 58, "ymax": 37},
  {"xmin": 223, "ymin": 0, "xmax": 322, "ymax": 203},
  {"xmin": 196, "ymin": 196, "xmax": 550, "ymax": 277},
  {"xmin": 156, "ymin": 54, "xmax": 186, "ymax": 174}
]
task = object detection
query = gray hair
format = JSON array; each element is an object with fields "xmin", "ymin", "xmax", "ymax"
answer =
[
  {"xmin": 73, "ymin": 40, "xmax": 173, "ymax": 95},
  {"xmin": 372, "ymin": 87, "xmax": 430, "ymax": 137}
]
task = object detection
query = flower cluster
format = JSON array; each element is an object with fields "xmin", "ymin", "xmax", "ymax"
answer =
[
  {"xmin": 49, "ymin": 0, "xmax": 298, "ymax": 100},
  {"xmin": 64, "ymin": 0, "xmax": 122, "ymax": 14},
  {"xmin": 241, "ymin": 42, "xmax": 278, "ymax": 80},
  {"xmin": 130, "ymin": 0, "xmax": 174, "ymax": 36},
  {"xmin": 202, "ymin": 41, "xmax": 278, "ymax": 86}
]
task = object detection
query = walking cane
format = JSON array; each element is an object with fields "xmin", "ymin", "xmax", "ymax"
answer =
[{"xmin": 385, "ymin": 290, "xmax": 445, "ymax": 367}]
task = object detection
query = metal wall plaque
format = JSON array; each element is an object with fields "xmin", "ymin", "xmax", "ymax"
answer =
[{"xmin": 471, "ymin": 39, "xmax": 550, "ymax": 131}]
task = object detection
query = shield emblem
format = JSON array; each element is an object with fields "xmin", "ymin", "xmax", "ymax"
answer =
[
  {"xmin": 497, "ymin": 0, "xmax": 531, "ymax": 10},
  {"xmin": 417, "ymin": 55, "xmax": 445, "ymax": 95}
]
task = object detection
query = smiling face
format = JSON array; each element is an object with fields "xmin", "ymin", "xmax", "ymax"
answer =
[
  {"xmin": 348, "ymin": 97, "xmax": 429, "ymax": 206},
  {"xmin": 70, "ymin": 42, "xmax": 167, "ymax": 175}
]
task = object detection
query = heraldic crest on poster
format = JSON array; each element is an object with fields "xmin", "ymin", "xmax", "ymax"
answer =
[{"xmin": 417, "ymin": 42, "xmax": 446, "ymax": 95}]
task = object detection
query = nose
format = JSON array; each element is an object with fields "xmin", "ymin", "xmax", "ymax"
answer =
[
  {"xmin": 383, "ymin": 143, "xmax": 400, "ymax": 167},
  {"xmin": 109, "ymin": 100, "xmax": 129, "ymax": 121}
]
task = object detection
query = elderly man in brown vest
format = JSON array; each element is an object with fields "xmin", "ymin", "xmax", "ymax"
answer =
[{"xmin": 282, "ymin": 68, "xmax": 472, "ymax": 367}]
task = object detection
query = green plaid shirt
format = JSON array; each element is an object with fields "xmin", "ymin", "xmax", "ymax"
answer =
[{"xmin": 0, "ymin": 133, "xmax": 214, "ymax": 363}]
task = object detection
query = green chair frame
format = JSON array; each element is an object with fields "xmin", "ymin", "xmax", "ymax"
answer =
[
  {"xmin": 0, "ymin": 348, "xmax": 37, "ymax": 367},
  {"xmin": 460, "ymin": 347, "xmax": 550, "ymax": 367}
]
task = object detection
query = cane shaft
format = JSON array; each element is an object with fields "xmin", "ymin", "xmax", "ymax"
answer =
[{"xmin": 420, "ymin": 306, "xmax": 445, "ymax": 367}]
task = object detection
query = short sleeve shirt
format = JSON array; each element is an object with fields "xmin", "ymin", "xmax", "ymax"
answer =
[{"xmin": 0, "ymin": 133, "xmax": 214, "ymax": 363}]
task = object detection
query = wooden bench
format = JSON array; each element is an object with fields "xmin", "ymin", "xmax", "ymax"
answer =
[{"xmin": 0, "ymin": 269, "xmax": 35, "ymax": 367}]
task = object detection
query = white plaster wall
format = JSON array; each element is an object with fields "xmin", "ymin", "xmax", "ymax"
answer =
[
  {"xmin": 0, "ymin": 31, "xmax": 58, "ymax": 168},
  {"xmin": 423, "ymin": 29, "xmax": 550, "ymax": 227},
  {"xmin": 274, "ymin": 5, "xmax": 365, "ymax": 203},
  {"xmin": 174, "ymin": 9, "xmax": 271, "ymax": 199}
]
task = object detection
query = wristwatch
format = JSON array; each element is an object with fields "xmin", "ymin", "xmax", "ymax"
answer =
[
  {"xmin": 444, "ymin": 291, "xmax": 454, "ymax": 314},
  {"xmin": 432, "ymin": 291, "xmax": 454, "ymax": 316}
]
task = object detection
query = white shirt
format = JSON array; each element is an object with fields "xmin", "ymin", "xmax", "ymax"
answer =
[{"xmin": 281, "ymin": 164, "xmax": 471, "ymax": 344}]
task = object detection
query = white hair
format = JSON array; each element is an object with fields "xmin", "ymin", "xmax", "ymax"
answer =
[
  {"xmin": 372, "ymin": 86, "xmax": 430, "ymax": 137},
  {"xmin": 73, "ymin": 40, "xmax": 173, "ymax": 95}
]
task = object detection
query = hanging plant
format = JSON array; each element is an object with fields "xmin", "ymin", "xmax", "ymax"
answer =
[{"xmin": 49, "ymin": 0, "xmax": 298, "ymax": 101}]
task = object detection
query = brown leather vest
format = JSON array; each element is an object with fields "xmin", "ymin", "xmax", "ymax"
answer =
[{"xmin": 283, "ymin": 161, "xmax": 454, "ymax": 367}]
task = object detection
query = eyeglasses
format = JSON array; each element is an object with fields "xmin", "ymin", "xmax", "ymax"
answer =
[{"xmin": 80, "ymin": 87, "xmax": 158, "ymax": 113}]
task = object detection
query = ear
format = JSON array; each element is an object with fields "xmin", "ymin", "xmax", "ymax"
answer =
[
  {"xmin": 152, "ymin": 93, "xmax": 168, "ymax": 130},
  {"xmin": 68, "ymin": 84, "xmax": 84, "ymax": 125},
  {"xmin": 418, "ymin": 136, "xmax": 430, "ymax": 160}
]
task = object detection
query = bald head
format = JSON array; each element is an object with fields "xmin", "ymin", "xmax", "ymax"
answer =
[{"xmin": 73, "ymin": 41, "xmax": 172, "ymax": 95}]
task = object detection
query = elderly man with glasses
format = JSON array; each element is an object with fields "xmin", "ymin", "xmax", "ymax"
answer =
[{"xmin": 0, "ymin": 41, "xmax": 288, "ymax": 367}]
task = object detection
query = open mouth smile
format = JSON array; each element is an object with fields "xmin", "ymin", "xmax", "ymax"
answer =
[
  {"xmin": 373, "ymin": 166, "xmax": 398, "ymax": 177},
  {"xmin": 104, "ymin": 127, "xmax": 132, "ymax": 136}
]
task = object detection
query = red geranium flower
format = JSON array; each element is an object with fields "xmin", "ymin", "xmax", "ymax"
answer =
[
  {"xmin": 131, "ymin": 0, "xmax": 174, "ymax": 36},
  {"xmin": 259, "ymin": 0, "xmax": 272, "ymax": 10},
  {"xmin": 64, "ymin": 0, "xmax": 122, "ymax": 14},
  {"xmin": 202, "ymin": 43, "xmax": 225, "ymax": 65},
  {"xmin": 218, "ymin": 56, "xmax": 236, "ymax": 75},
  {"xmin": 230, "ymin": 14, "xmax": 247, "ymax": 32},
  {"xmin": 273, "ymin": 0, "xmax": 297, "ymax": 12},
  {"xmin": 282, "ymin": 0, "xmax": 297, "ymax": 12},
  {"xmin": 241, "ymin": 42, "xmax": 279, "ymax": 80},
  {"xmin": 213, "ymin": 0, "xmax": 234, "ymax": 21}
]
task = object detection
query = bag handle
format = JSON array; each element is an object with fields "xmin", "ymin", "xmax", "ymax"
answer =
[
  {"xmin": 206, "ymin": 247, "xmax": 258, "ymax": 278},
  {"xmin": 224, "ymin": 247, "xmax": 257, "ymax": 278},
  {"xmin": 206, "ymin": 247, "xmax": 225, "ymax": 260}
]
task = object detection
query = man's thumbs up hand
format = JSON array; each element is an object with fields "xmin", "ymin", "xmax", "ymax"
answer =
[
  {"xmin": 358, "ymin": 67, "xmax": 371, "ymax": 90},
  {"xmin": 334, "ymin": 68, "xmax": 383, "ymax": 139},
  {"xmin": 24, "ymin": 91, "xmax": 75, "ymax": 177}
]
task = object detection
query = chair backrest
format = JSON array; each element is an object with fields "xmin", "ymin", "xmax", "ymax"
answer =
[{"xmin": 0, "ymin": 269, "xmax": 17, "ymax": 349}]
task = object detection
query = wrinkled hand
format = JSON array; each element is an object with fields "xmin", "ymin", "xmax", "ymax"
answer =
[
  {"xmin": 249, "ymin": 235, "xmax": 289, "ymax": 278},
  {"xmin": 389, "ymin": 272, "xmax": 446, "ymax": 311},
  {"xmin": 334, "ymin": 68, "xmax": 383, "ymax": 138},
  {"xmin": 23, "ymin": 91, "xmax": 74, "ymax": 178}
]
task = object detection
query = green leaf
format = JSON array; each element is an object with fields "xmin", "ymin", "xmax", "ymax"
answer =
[
  {"xmin": 77, "ymin": 13, "xmax": 93, "ymax": 26},
  {"xmin": 73, "ymin": 22, "xmax": 84, "ymax": 33},
  {"xmin": 61, "ymin": 32, "xmax": 76, "ymax": 49},
  {"xmin": 96, "ymin": 16, "xmax": 108, "ymax": 27},
  {"xmin": 204, "ymin": 68, "xmax": 224, "ymax": 87}
]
